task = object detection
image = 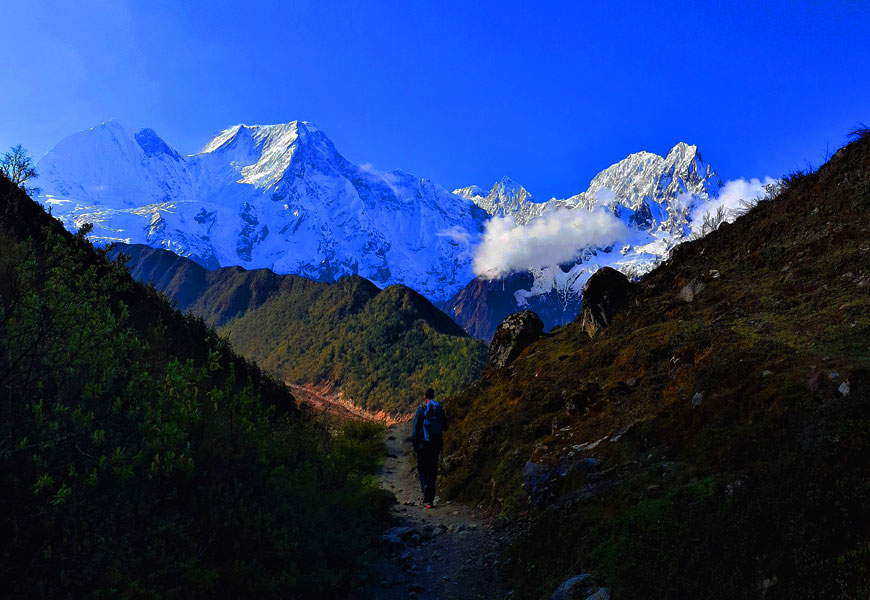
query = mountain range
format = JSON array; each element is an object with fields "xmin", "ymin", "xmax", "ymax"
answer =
[
  {"xmin": 36, "ymin": 120, "xmax": 722, "ymax": 339},
  {"xmin": 37, "ymin": 120, "xmax": 488, "ymax": 301},
  {"xmin": 449, "ymin": 143, "xmax": 719, "ymax": 338}
]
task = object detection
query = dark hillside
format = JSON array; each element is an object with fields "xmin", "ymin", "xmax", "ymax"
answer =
[
  {"xmin": 0, "ymin": 177, "xmax": 391, "ymax": 598},
  {"xmin": 114, "ymin": 244, "xmax": 487, "ymax": 416},
  {"xmin": 441, "ymin": 133, "xmax": 870, "ymax": 598}
]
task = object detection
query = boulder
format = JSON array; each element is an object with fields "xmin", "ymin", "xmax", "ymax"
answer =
[
  {"xmin": 549, "ymin": 574, "xmax": 590, "ymax": 600},
  {"xmin": 550, "ymin": 576, "xmax": 611, "ymax": 600},
  {"xmin": 578, "ymin": 267, "xmax": 636, "ymax": 338},
  {"xmin": 487, "ymin": 310, "xmax": 544, "ymax": 369},
  {"xmin": 678, "ymin": 277, "xmax": 705, "ymax": 302},
  {"xmin": 382, "ymin": 526, "xmax": 417, "ymax": 549}
]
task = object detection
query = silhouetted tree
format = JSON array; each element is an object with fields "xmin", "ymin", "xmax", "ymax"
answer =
[{"xmin": 0, "ymin": 144, "xmax": 38, "ymax": 195}]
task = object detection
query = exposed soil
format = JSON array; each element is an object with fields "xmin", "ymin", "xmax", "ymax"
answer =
[
  {"xmin": 357, "ymin": 422, "xmax": 514, "ymax": 600},
  {"xmin": 289, "ymin": 383, "xmax": 407, "ymax": 424}
]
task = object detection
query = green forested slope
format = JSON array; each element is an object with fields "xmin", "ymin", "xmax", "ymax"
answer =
[
  {"xmin": 115, "ymin": 244, "xmax": 487, "ymax": 416},
  {"xmin": 224, "ymin": 279, "xmax": 488, "ymax": 414},
  {"xmin": 441, "ymin": 134, "xmax": 870, "ymax": 598},
  {"xmin": 0, "ymin": 177, "xmax": 391, "ymax": 599}
]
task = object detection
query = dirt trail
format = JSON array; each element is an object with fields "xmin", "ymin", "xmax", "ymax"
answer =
[
  {"xmin": 358, "ymin": 422, "xmax": 512, "ymax": 600},
  {"xmin": 288, "ymin": 383, "xmax": 407, "ymax": 425}
]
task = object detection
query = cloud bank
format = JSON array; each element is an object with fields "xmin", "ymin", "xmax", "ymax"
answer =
[
  {"xmin": 689, "ymin": 177, "xmax": 778, "ymax": 234},
  {"xmin": 472, "ymin": 208, "xmax": 630, "ymax": 279}
]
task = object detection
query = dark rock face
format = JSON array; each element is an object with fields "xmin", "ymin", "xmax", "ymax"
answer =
[
  {"xmin": 444, "ymin": 272, "xmax": 582, "ymax": 342},
  {"xmin": 487, "ymin": 311, "xmax": 544, "ymax": 370},
  {"xmin": 577, "ymin": 267, "xmax": 636, "ymax": 338}
]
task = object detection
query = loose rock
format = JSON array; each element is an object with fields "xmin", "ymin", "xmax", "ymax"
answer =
[{"xmin": 488, "ymin": 311, "xmax": 545, "ymax": 369}]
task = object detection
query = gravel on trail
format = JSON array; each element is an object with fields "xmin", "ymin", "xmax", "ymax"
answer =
[{"xmin": 356, "ymin": 422, "xmax": 513, "ymax": 600}]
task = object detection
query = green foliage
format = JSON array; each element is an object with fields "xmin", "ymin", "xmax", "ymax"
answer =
[
  {"xmin": 0, "ymin": 227, "xmax": 389, "ymax": 598},
  {"xmin": 220, "ymin": 279, "xmax": 488, "ymax": 416},
  {"xmin": 115, "ymin": 244, "xmax": 488, "ymax": 417}
]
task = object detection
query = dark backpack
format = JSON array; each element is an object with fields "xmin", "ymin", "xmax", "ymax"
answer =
[{"xmin": 422, "ymin": 401, "xmax": 444, "ymax": 442}]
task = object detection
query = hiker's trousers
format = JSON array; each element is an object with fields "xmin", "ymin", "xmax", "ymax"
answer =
[{"xmin": 417, "ymin": 441, "xmax": 441, "ymax": 504}]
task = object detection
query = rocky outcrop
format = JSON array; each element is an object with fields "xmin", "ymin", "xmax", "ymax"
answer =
[
  {"xmin": 487, "ymin": 311, "xmax": 544, "ymax": 370},
  {"xmin": 577, "ymin": 267, "xmax": 636, "ymax": 338},
  {"xmin": 550, "ymin": 574, "xmax": 611, "ymax": 600},
  {"xmin": 678, "ymin": 277, "xmax": 705, "ymax": 302},
  {"xmin": 549, "ymin": 574, "xmax": 590, "ymax": 600},
  {"xmin": 445, "ymin": 271, "xmax": 583, "ymax": 341}
]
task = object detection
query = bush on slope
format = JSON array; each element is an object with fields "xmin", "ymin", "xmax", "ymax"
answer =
[
  {"xmin": 0, "ymin": 176, "xmax": 391, "ymax": 599},
  {"xmin": 441, "ymin": 135, "xmax": 870, "ymax": 599}
]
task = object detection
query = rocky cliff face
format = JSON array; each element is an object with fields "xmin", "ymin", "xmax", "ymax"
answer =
[{"xmin": 445, "ymin": 271, "xmax": 582, "ymax": 342}]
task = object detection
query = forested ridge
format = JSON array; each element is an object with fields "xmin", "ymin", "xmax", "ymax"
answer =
[
  {"xmin": 114, "ymin": 243, "xmax": 488, "ymax": 416},
  {"xmin": 0, "ymin": 175, "xmax": 392, "ymax": 598}
]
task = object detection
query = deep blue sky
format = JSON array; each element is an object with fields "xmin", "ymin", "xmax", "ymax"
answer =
[{"xmin": 3, "ymin": 0, "xmax": 869, "ymax": 200}]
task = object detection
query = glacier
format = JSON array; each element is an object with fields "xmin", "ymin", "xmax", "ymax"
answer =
[{"xmin": 36, "ymin": 120, "xmax": 489, "ymax": 301}]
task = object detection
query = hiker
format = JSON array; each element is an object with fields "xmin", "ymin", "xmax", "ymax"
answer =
[{"xmin": 412, "ymin": 387, "xmax": 448, "ymax": 508}]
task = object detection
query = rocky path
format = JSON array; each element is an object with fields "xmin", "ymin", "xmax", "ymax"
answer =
[{"xmin": 358, "ymin": 422, "xmax": 512, "ymax": 600}]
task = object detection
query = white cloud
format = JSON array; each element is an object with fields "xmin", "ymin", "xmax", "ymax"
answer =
[
  {"xmin": 689, "ymin": 177, "xmax": 778, "ymax": 235},
  {"xmin": 436, "ymin": 225, "xmax": 474, "ymax": 245},
  {"xmin": 472, "ymin": 208, "xmax": 630, "ymax": 279}
]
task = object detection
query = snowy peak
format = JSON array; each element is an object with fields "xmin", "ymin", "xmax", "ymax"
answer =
[
  {"xmin": 574, "ymin": 142, "xmax": 714, "ymax": 212},
  {"xmin": 196, "ymin": 121, "xmax": 343, "ymax": 189},
  {"xmin": 452, "ymin": 185, "xmax": 487, "ymax": 201},
  {"xmin": 454, "ymin": 176, "xmax": 534, "ymax": 220},
  {"xmin": 37, "ymin": 120, "xmax": 190, "ymax": 209},
  {"xmin": 454, "ymin": 142, "xmax": 716, "ymax": 229},
  {"xmin": 36, "ymin": 119, "xmax": 487, "ymax": 302}
]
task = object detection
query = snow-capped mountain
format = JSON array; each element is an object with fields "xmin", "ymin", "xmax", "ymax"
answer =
[
  {"xmin": 36, "ymin": 120, "xmax": 488, "ymax": 300},
  {"xmin": 454, "ymin": 176, "xmax": 535, "ymax": 219},
  {"xmin": 457, "ymin": 143, "xmax": 715, "ymax": 227},
  {"xmin": 446, "ymin": 143, "xmax": 719, "ymax": 338},
  {"xmin": 36, "ymin": 120, "xmax": 721, "ymax": 338}
]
